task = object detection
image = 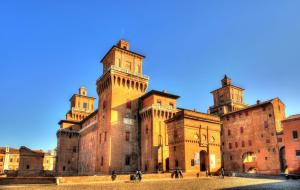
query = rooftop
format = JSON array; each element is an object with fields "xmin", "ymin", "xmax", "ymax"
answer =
[
  {"xmin": 140, "ymin": 90, "xmax": 180, "ymax": 100},
  {"xmin": 100, "ymin": 40, "xmax": 145, "ymax": 63},
  {"xmin": 282, "ymin": 114, "xmax": 300, "ymax": 122},
  {"xmin": 222, "ymin": 98, "xmax": 281, "ymax": 117}
]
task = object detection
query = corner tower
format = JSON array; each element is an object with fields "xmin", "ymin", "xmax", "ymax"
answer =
[
  {"xmin": 96, "ymin": 40, "xmax": 149, "ymax": 173},
  {"xmin": 209, "ymin": 75, "xmax": 247, "ymax": 116}
]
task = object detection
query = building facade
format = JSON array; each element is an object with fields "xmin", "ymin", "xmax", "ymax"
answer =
[
  {"xmin": 0, "ymin": 147, "xmax": 19, "ymax": 175},
  {"xmin": 139, "ymin": 90, "xmax": 179, "ymax": 173},
  {"xmin": 210, "ymin": 76, "xmax": 286, "ymax": 174},
  {"xmin": 56, "ymin": 87, "xmax": 96, "ymax": 176},
  {"xmin": 166, "ymin": 109, "xmax": 222, "ymax": 173},
  {"xmin": 55, "ymin": 40, "xmax": 289, "ymax": 176},
  {"xmin": 18, "ymin": 146, "xmax": 45, "ymax": 176},
  {"xmin": 282, "ymin": 115, "xmax": 300, "ymax": 174}
]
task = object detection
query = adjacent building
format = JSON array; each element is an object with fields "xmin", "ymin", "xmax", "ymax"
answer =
[
  {"xmin": 166, "ymin": 109, "xmax": 221, "ymax": 173},
  {"xmin": 209, "ymin": 76, "xmax": 286, "ymax": 174},
  {"xmin": 18, "ymin": 146, "xmax": 45, "ymax": 176},
  {"xmin": 18, "ymin": 146, "xmax": 56, "ymax": 176},
  {"xmin": 282, "ymin": 115, "xmax": 300, "ymax": 174},
  {"xmin": 0, "ymin": 147, "xmax": 19, "ymax": 174}
]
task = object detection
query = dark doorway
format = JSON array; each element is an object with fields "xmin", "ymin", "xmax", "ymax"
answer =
[
  {"xmin": 200, "ymin": 150, "xmax": 208, "ymax": 171},
  {"xmin": 279, "ymin": 146, "xmax": 286, "ymax": 172},
  {"xmin": 165, "ymin": 158, "xmax": 169, "ymax": 171}
]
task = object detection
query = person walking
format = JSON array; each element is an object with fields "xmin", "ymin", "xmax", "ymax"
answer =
[
  {"xmin": 136, "ymin": 170, "xmax": 142, "ymax": 182},
  {"xmin": 111, "ymin": 170, "xmax": 117, "ymax": 181},
  {"xmin": 219, "ymin": 168, "xmax": 225, "ymax": 179}
]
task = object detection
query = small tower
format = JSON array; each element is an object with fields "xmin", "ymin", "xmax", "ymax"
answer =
[
  {"xmin": 79, "ymin": 86, "xmax": 87, "ymax": 96},
  {"xmin": 117, "ymin": 39, "xmax": 130, "ymax": 50},
  {"xmin": 221, "ymin": 75, "xmax": 232, "ymax": 87},
  {"xmin": 209, "ymin": 75, "xmax": 247, "ymax": 115}
]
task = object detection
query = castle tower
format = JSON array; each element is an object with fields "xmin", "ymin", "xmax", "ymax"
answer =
[
  {"xmin": 96, "ymin": 39, "xmax": 149, "ymax": 173},
  {"xmin": 209, "ymin": 75, "xmax": 247, "ymax": 116},
  {"xmin": 139, "ymin": 90, "xmax": 179, "ymax": 173},
  {"xmin": 64, "ymin": 87, "xmax": 95, "ymax": 124}
]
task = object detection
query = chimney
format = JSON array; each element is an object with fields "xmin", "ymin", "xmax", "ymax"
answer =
[{"xmin": 257, "ymin": 100, "xmax": 261, "ymax": 104}]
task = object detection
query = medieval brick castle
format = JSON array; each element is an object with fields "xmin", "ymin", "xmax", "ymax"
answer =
[{"xmin": 55, "ymin": 40, "xmax": 288, "ymax": 176}]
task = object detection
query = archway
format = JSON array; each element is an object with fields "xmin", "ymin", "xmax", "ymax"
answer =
[
  {"xmin": 279, "ymin": 146, "xmax": 286, "ymax": 172},
  {"xmin": 165, "ymin": 158, "xmax": 169, "ymax": 171},
  {"xmin": 242, "ymin": 152, "xmax": 256, "ymax": 173},
  {"xmin": 200, "ymin": 150, "xmax": 208, "ymax": 171}
]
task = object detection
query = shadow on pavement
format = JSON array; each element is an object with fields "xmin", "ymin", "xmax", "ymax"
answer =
[{"xmin": 221, "ymin": 180, "xmax": 300, "ymax": 190}]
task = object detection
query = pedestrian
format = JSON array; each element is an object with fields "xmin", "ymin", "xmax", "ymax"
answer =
[
  {"xmin": 206, "ymin": 169, "xmax": 209, "ymax": 177},
  {"xmin": 179, "ymin": 168, "xmax": 183, "ymax": 178},
  {"xmin": 135, "ymin": 170, "xmax": 142, "ymax": 182},
  {"xmin": 111, "ymin": 170, "xmax": 117, "ymax": 181},
  {"xmin": 221, "ymin": 168, "xmax": 225, "ymax": 179}
]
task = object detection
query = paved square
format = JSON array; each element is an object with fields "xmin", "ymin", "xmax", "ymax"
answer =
[{"xmin": 0, "ymin": 177, "xmax": 300, "ymax": 190}]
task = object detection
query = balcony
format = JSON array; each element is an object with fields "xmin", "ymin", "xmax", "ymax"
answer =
[
  {"xmin": 72, "ymin": 107, "xmax": 90, "ymax": 113},
  {"xmin": 139, "ymin": 104, "xmax": 178, "ymax": 114},
  {"xmin": 97, "ymin": 65, "xmax": 149, "ymax": 83}
]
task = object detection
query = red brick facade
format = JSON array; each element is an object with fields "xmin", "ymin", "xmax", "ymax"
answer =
[
  {"xmin": 282, "ymin": 115, "xmax": 300, "ymax": 174},
  {"xmin": 209, "ymin": 76, "xmax": 286, "ymax": 174}
]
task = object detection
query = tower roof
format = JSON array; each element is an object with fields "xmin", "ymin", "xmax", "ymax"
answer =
[
  {"xmin": 139, "ymin": 90, "xmax": 180, "ymax": 100},
  {"xmin": 100, "ymin": 40, "xmax": 145, "ymax": 63}
]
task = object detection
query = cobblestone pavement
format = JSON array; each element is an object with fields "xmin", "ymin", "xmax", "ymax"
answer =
[{"xmin": 0, "ymin": 177, "xmax": 299, "ymax": 190}]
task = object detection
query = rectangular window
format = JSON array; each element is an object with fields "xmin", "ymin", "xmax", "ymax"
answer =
[
  {"xmin": 104, "ymin": 132, "xmax": 107, "ymax": 141},
  {"xmin": 83, "ymin": 102, "xmax": 88, "ymax": 109},
  {"xmin": 126, "ymin": 101, "xmax": 131, "ymax": 109},
  {"xmin": 242, "ymin": 141, "xmax": 245, "ymax": 147},
  {"xmin": 248, "ymin": 140, "xmax": 252, "ymax": 146},
  {"xmin": 125, "ymin": 155, "xmax": 131, "ymax": 165},
  {"xmin": 101, "ymin": 156, "xmax": 104, "ymax": 166},
  {"xmin": 266, "ymin": 139, "xmax": 270, "ymax": 143},
  {"xmin": 235, "ymin": 142, "xmax": 238, "ymax": 148},
  {"xmin": 125, "ymin": 132, "xmax": 130, "ymax": 141},
  {"xmin": 175, "ymin": 160, "xmax": 179, "ymax": 167},
  {"xmin": 240, "ymin": 127, "xmax": 244, "ymax": 133},
  {"xmin": 264, "ymin": 121, "xmax": 268, "ymax": 128},
  {"xmin": 278, "ymin": 138, "xmax": 282, "ymax": 142},
  {"xmin": 102, "ymin": 101, "xmax": 106, "ymax": 110},
  {"xmin": 228, "ymin": 129, "xmax": 231, "ymax": 136},
  {"xmin": 293, "ymin": 131, "xmax": 298, "ymax": 139},
  {"xmin": 157, "ymin": 100, "xmax": 161, "ymax": 106},
  {"xmin": 174, "ymin": 130, "xmax": 178, "ymax": 138},
  {"xmin": 73, "ymin": 146, "xmax": 77, "ymax": 153},
  {"xmin": 229, "ymin": 143, "xmax": 232, "ymax": 149},
  {"xmin": 100, "ymin": 134, "xmax": 102, "ymax": 143},
  {"xmin": 191, "ymin": 159, "xmax": 195, "ymax": 166},
  {"xmin": 296, "ymin": 150, "xmax": 300, "ymax": 156}
]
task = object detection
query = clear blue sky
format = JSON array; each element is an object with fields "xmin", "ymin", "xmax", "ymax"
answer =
[{"xmin": 1, "ymin": 1, "xmax": 300, "ymax": 150}]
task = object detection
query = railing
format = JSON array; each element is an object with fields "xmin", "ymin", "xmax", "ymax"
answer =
[
  {"xmin": 139, "ymin": 104, "xmax": 178, "ymax": 114},
  {"xmin": 97, "ymin": 65, "xmax": 150, "ymax": 83},
  {"xmin": 72, "ymin": 107, "xmax": 90, "ymax": 113}
]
